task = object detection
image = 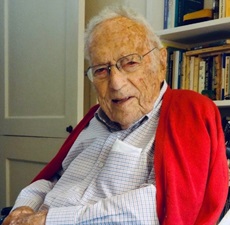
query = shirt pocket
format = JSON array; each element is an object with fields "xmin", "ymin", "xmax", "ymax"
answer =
[{"xmin": 95, "ymin": 139, "xmax": 145, "ymax": 196}]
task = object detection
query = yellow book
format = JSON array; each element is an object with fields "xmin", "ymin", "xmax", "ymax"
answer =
[
  {"xmin": 183, "ymin": 9, "xmax": 212, "ymax": 23},
  {"xmin": 226, "ymin": 0, "xmax": 230, "ymax": 17}
]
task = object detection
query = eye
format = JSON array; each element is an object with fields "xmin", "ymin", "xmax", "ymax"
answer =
[
  {"xmin": 93, "ymin": 66, "xmax": 108, "ymax": 77},
  {"xmin": 126, "ymin": 60, "xmax": 139, "ymax": 66},
  {"xmin": 120, "ymin": 55, "xmax": 141, "ymax": 71}
]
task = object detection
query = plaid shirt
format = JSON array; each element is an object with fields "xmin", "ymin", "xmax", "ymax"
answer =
[{"xmin": 13, "ymin": 82, "xmax": 167, "ymax": 225}]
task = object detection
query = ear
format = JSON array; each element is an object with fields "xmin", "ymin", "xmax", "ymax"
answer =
[
  {"xmin": 159, "ymin": 47, "xmax": 167, "ymax": 80},
  {"xmin": 159, "ymin": 47, "xmax": 167, "ymax": 69}
]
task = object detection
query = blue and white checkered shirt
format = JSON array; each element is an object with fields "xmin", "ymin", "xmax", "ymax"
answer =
[{"xmin": 13, "ymin": 82, "xmax": 167, "ymax": 224}]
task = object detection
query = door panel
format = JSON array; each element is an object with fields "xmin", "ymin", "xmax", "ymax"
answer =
[
  {"xmin": 0, "ymin": 136, "xmax": 64, "ymax": 208},
  {"xmin": 0, "ymin": 0, "xmax": 85, "ymax": 138}
]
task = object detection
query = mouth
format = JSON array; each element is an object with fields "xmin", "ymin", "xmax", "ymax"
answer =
[{"xmin": 112, "ymin": 97, "xmax": 132, "ymax": 104}]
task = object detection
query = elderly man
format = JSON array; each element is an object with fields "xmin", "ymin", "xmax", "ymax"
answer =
[{"xmin": 3, "ymin": 6, "xmax": 228, "ymax": 225}]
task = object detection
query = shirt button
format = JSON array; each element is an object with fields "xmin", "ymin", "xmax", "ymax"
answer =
[{"xmin": 98, "ymin": 162, "xmax": 104, "ymax": 168}]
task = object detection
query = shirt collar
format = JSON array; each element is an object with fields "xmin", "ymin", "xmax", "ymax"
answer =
[{"xmin": 95, "ymin": 80, "xmax": 167, "ymax": 132}]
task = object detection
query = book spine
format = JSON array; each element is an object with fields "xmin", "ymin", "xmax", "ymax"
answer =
[
  {"xmin": 225, "ymin": 55, "xmax": 230, "ymax": 98},
  {"xmin": 181, "ymin": 52, "xmax": 187, "ymax": 89},
  {"xmin": 219, "ymin": 0, "xmax": 226, "ymax": 18},
  {"xmin": 185, "ymin": 54, "xmax": 191, "ymax": 89},
  {"xmin": 172, "ymin": 50, "xmax": 180, "ymax": 89},
  {"xmin": 193, "ymin": 57, "xmax": 201, "ymax": 92},
  {"xmin": 208, "ymin": 56, "xmax": 214, "ymax": 90},
  {"xmin": 226, "ymin": 0, "xmax": 230, "ymax": 17},
  {"xmin": 164, "ymin": 0, "xmax": 169, "ymax": 29},
  {"xmin": 213, "ymin": 54, "xmax": 222, "ymax": 100},
  {"xmin": 198, "ymin": 60, "xmax": 206, "ymax": 94},
  {"xmin": 176, "ymin": 0, "xmax": 184, "ymax": 27},
  {"xmin": 221, "ymin": 53, "xmax": 226, "ymax": 99},
  {"xmin": 189, "ymin": 56, "xmax": 195, "ymax": 90},
  {"xmin": 213, "ymin": 0, "xmax": 219, "ymax": 19},
  {"xmin": 167, "ymin": 0, "xmax": 176, "ymax": 28},
  {"xmin": 178, "ymin": 50, "xmax": 183, "ymax": 89},
  {"xmin": 204, "ymin": 57, "xmax": 210, "ymax": 90},
  {"xmin": 168, "ymin": 52, "xmax": 174, "ymax": 87},
  {"xmin": 174, "ymin": 0, "xmax": 180, "ymax": 27},
  {"xmin": 186, "ymin": 45, "xmax": 230, "ymax": 56}
]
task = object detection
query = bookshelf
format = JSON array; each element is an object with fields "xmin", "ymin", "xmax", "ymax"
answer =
[
  {"xmin": 155, "ymin": 17, "xmax": 230, "ymax": 107},
  {"xmin": 215, "ymin": 100, "xmax": 230, "ymax": 107},
  {"xmin": 156, "ymin": 18, "xmax": 230, "ymax": 46}
]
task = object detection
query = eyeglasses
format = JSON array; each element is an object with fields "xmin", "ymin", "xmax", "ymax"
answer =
[{"xmin": 85, "ymin": 47, "xmax": 157, "ymax": 82}]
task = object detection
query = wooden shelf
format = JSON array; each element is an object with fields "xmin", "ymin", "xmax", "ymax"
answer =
[
  {"xmin": 156, "ymin": 18, "xmax": 230, "ymax": 46},
  {"xmin": 214, "ymin": 100, "xmax": 230, "ymax": 107}
]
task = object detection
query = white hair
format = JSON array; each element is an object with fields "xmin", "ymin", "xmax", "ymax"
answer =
[{"xmin": 84, "ymin": 5, "xmax": 163, "ymax": 61}]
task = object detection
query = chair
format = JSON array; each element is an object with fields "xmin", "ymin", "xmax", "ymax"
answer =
[{"xmin": 0, "ymin": 207, "xmax": 12, "ymax": 224}]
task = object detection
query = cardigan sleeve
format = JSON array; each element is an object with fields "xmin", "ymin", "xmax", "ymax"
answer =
[{"xmin": 155, "ymin": 88, "xmax": 229, "ymax": 225}]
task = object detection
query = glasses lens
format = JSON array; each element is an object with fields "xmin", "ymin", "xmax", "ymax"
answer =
[
  {"xmin": 86, "ymin": 53, "xmax": 145, "ymax": 82},
  {"xmin": 87, "ymin": 65, "xmax": 109, "ymax": 81},
  {"xmin": 86, "ymin": 68, "xmax": 94, "ymax": 82},
  {"xmin": 118, "ymin": 54, "xmax": 142, "ymax": 72}
]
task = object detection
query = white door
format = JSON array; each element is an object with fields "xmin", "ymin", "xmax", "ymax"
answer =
[
  {"xmin": 0, "ymin": 0, "xmax": 85, "ymax": 208},
  {"xmin": 0, "ymin": 0, "xmax": 85, "ymax": 138}
]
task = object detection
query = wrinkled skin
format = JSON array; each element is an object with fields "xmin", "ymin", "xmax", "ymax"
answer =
[
  {"xmin": 89, "ymin": 17, "xmax": 167, "ymax": 129},
  {"xmin": 2, "ymin": 206, "xmax": 47, "ymax": 225}
]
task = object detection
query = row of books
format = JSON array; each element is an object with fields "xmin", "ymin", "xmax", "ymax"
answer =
[
  {"xmin": 164, "ymin": 0, "xmax": 230, "ymax": 29},
  {"xmin": 166, "ymin": 43, "xmax": 230, "ymax": 100},
  {"xmin": 164, "ymin": 0, "xmax": 204, "ymax": 29}
]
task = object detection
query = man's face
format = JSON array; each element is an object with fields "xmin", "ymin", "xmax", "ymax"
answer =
[{"xmin": 88, "ymin": 17, "xmax": 166, "ymax": 129}]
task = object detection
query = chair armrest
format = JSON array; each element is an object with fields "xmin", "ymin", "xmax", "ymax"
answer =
[{"xmin": 0, "ymin": 206, "xmax": 12, "ymax": 225}]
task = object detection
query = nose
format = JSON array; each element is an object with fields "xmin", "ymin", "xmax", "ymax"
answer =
[{"xmin": 108, "ymin": 65, "xmax": 127, "ymax": 90}]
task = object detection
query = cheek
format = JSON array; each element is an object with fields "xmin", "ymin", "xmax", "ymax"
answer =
[
  {"xmin": 136, "ymin": 71, "xmax": 162, "ymax": 102},
  {"xmin": 94, "ymin": 82, "xmax": 108, "ymax": 99}
]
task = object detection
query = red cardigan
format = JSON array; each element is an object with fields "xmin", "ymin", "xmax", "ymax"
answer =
[{"xmin": 33, "ymin": 87, "xmax": 228, "ymax": 225}]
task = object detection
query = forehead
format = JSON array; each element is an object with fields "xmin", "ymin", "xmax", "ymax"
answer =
[{"xmin": 89, "ymin": 17, "xmax": 148, "ymax": 63}]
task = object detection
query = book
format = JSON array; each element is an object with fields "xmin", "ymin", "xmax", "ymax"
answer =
[
  {"xmin": 165, "ymin": 45, "xmax": 185, "ymax": 87},
  {"xmin": 180, "ymin": 52, "xmax": 187, "ymax": 89},
  {"xmin": 209, "ymin": 57, "xmax": 214, "ymax": 91},
  {"xmin": 213, "ymin": 54, "xmax": 222, "ymax": 100},
  {"xmin": 198, "ymin": 59, "xmax": 206, "ymax": 93},
  {"xmin": 219, "ymin": 0, "xmax": 226, "ymax": 18},
  {"xmin": 192, "ymin": 39, "xmax": 230, "ymax": 49},
  {"xmin": 221, "ymin": 53, "xmax": 226, "ymax": 99},
  {"xmin": 213, "ymin": 0, "xmax": 220, "ymax": 19},
  {"xmin": 183, "ymin": 8, "xmax": 212, "ymax": 25},
  {"xmin": 204, "ymin": 56, "xmax": 213, "ymax": 91},
  {"xmin": 196, "ymin": 49, "xmax": 230, "ymax": 58},
  {"xmin": 185, "ymin": 54, "xmax": 191, "ymax": 89},
  {"xmin": 177, "ymin": 0, "xmax": 204, "ymax": 27},
  {"xmin": 164, "ymin": 0, "xmax": 204, "ymax": 28},
  {"xmin": 225, "ymin": 55, "xmax": 230, "ymax": 97},
  {"xmin": 226, "ymin": 0, "xmax": 230, "ymax": 17},
  {"xmin": 167, "ymin": 0, "xmax": 176, "ymax": 28},
  {"xmin": 172, "ymin": 50, "xmax": 183, "ymax": 89},
  {"xmin": 193, "ymin": 57, "xmax": 201, "ymax": 92},
  {"xmin": 164, "ymin": 0, "xmax": 169, "ymax": 29},
  {"xmin": 166, "ymin": 46, "xmax": 177, "ymax": 86},
  {"xmin": 186, "ymin": 44, "xmax": 230, "ymax": 56},
  {"xmin": 189, "ymin": 56, "xmax": 195, "ymax": 90}
]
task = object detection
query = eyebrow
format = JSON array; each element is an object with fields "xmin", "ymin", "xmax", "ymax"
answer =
[{"xmin": 91, "ymin": 52, "xmax": 139, "ymax": 67}]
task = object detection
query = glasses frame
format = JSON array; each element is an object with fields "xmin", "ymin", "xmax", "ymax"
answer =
[{"xmin": 85, "ymin": 47, "xmax": 157, "ymax": 82}]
